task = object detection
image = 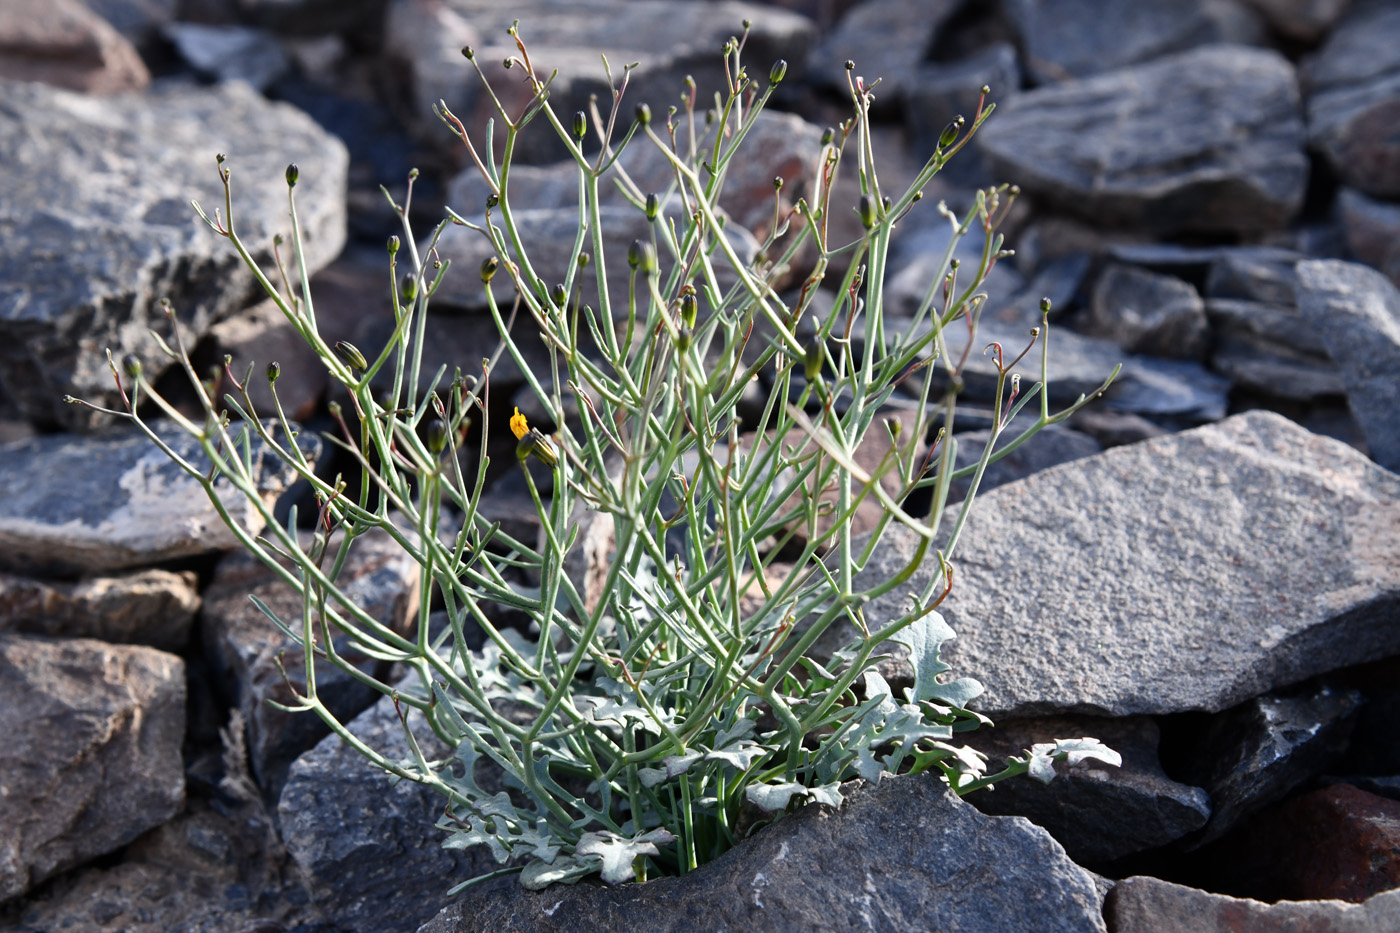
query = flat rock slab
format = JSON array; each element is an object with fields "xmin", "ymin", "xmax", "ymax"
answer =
[
  {"xmin": 0, "ymin": 78, "xmax": 347, "ymax": 428},
  {"xmin": 1106, "ymin": 876, "xmax": 1400, "ymax": 933},
  {"xmin": 0, "ymin": 421, "xmax": 316, "ymax": 575},
  {"xmin": 1295, "ymin": 259, "xmax": 1400, "ymax": 472},
  {"xmin": 0, "ymin": 633, "xmax": 185, "ymax": 904},
  {"xmin": 419, "ymin": 774, "xmax": 1106, "ymax": 933},
  {"xmin": 0, "ymin": 569, "xmax": 199, "ymax": 651},
  {"xmin": 977, "ymin": 45, "xmax": 1307, "ymax": 235},
  {"xmin": 853, "ymin": 410, "xmax": 1400, "ymax": 719}
]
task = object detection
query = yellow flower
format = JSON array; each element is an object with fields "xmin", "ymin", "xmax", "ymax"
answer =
[{"xmin": 509, "ymin": 407, "xmax": 530, "ymax": 441}]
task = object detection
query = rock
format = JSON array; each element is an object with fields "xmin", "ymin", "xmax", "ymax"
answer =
[
  {"xmin": 1295, "ymin": 259, "xmax": 1400, "ymax": 471},
  {"xmin": 1238, "ymin": 0, "xmax": 1353, "ymax": 41},
  {"xmin": 279, "ymin": 686, "xmax": 512, "ymax": 933},
  {"xmin": 1201, "ymin": 783, "xmax": 1400, "ymax": 902},
  {"xmin": 1106, "ymin": 875, "xmax": 1400, "ymax": 933},
  {"xmin": 1003, "ymin": 0, "xmax": 1267, "ymax": 84},
  {"xmin": 162, "ymin": 23, "xmax": 290, "ymax": 91},
  {"xmin": 242, "ymin": 0, "xmax": 389, "ymax": 40},
  {"xmin": 0, "ymin": 420, "xmax": 317, "ymax": 576},
  {"xmin": 1337, "ymin": 187, "xmax": 1400, "ymax": 287},
  {"xmin": 202, "ymin": 527, "xmax": 420, "ymax": 794},
  {"xmin": 417, "ymin": 773, "xmax": 1108, "ymax": 933},
  {"xmin": 907, "ymin": 43, "xmax": 1021, "ymax": 177},
  {"xmin": 1066, "ymin": 409, "xmax": 1167, "ymax": 448},
  {"xmin": 1184, "ymin": 685, "xmax": 1364, "ymax": 844},
  {"xmin": 419, "ymin": 0, "xmax": 814, "ymax": 162},
  {"xmin": 0, "ymin": 78, "xmax": 348, "ymax": 429},
  {"xmin": 385, "ymin": 0, "xmax": 480, "ymax": 127},
  {"xmin": 201, "ymin": 295, "xmax": 329, "ymax": 422},
  {"xmin": 0, "ymin": 634, "xmax": 185, "ymax": 904},
  {"xmin": 846, "ymin": 410, "xmax": 1400, "ymax": 719},
  {"xmin": 810, "ymin": 0, "xmax": 966, "ymax": 100},
  {"xmin": 83, "ymin": 0, "xmax": 177, "ymax": 48},
  {"xmin": 0, "ymin": 569, "xmax": 199, "ymax": 651},
  {"xmin": 965, "ymin": 716, "xmax": 1211, "ymax": 864},
  {"xmin": 0, "ymin": 0, "xmax": 150, "ymax": 94},
  {"xmin": 978, "ymin": 45, "xmax": 1307, "ymax": 235},
  {"xmin": 1205, "ymin": 298, "xmax": 1343, "ymax": 401},
  {"xmin": 1303, "ymin": 3, "xmax": 1400, "ymax": 198},
  {"xmin": 1083, "ymin": 264, "xmax": 1209, "ymax": 359},
  {"xmin": 1107, "ymin": 242, "xmax": 1303, "ymax": 274},
  {"xmin": 1205, "ymin": 250, "xmax": 1298, "ymax": 305},
  {"xmin": 948, "ymin": 424, "xmax": 1103, "ymax": 503}
]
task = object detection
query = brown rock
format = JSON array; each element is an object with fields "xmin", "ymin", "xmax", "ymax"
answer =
[
  {"xmin": 0, "ymin": 569, "xmax": 199, "ymax": 651},
  {"xmin": 0, "ymin": 0, "xmax": 150, "ymax": 94},
  {"xmin": 1107, "ymin": 875, "xmax": 1400, "ymax": 933}
]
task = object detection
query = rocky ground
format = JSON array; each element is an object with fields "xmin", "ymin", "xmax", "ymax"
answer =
[{"xmin": 2, "ymin": 0, "xmax": 1400, "ymax": 931}]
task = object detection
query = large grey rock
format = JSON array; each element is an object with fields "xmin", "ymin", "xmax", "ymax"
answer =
[
  {"xmin": 849, "ymin": 410, "xmax": 1400, "ymax": 718},
  {"xmin": 1238, "ymin": 0, "xmax": 1353, "ymax": 41},
  {"xmin": 1106, "ymin": 876, "xmax": 1400, "ymax": 933},
  {"xmin": 0, "ymin": 421, "xmax": 316, "ymax": 575},
  {"xmin": 906, "ymin": 43, "xmax": 1020, "ymax": 187},
  {"xmin": 0, "ymin": 78, "xmax": 347, "ymax": 428},
  {"xmin": 0, "ymin": 569, "xmax": 199, "ymax": 651},
  {"xmin": 810, "ymin": 0, "xmax": 966, "ymax": 99},
  {"xmin": 417, "ymin": 773, "xmax": 1107, "ymax": 933},
  {"xmin": 978, "ymin": 45, "xmax": 1307, "ymax": 235},
  {"xmin": 966, "ymin": 716, "xmax": 1211, "ymax": 864},
  {"xmin": 1295, "ymin": 259, "xmax": 1400, "ymax": 471},
  {"xmin": 948, "ymin": 424, "xmax": 1102, "ymax": 503},
  {"xmin": 1303, "ymin": 3, "xmax": 1400, "ymax": 197},
  {"xmin": 1003, "ymin": 0, "xmax": 1266, "ymax": 84},
  {"xmin": 1187, "ymin": 685, "xmax": 1364, "ymax": 844},
  {"xmin": 0, "ymin": 634, "xmax": 185, "ymax": 904},
  {"xmin": 1084, "ymin": 263, "xmax": 1209, "ymax": 359},
  {"xmin": 202, "ymin": 527, "xmax": 419, "ymax": 795},
  {"xmin": 279, "ymin": 687, "xmax": 510, "ymax": 933},
  {"xmin": 1337, "ymin": 187, "xmax": 1400, "ymax": 286},
  {"xmin": 1205, "ymin": 298, "xmax": 1343, "ymax": 401},
  {"xmin": 0, "ymin": 0, "xmax": 150, "ymax": 94},
  {"xmin": 162, "ymin": 23, "xmax": 290, "ymax": 91}
]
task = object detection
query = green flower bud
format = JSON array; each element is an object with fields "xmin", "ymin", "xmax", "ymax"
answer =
[
  {"xmin": 844, "ymin": 59, "xmax": 855, "ymax": 71},
  {"xmin": 216, "ymin": 153, "xmax": 226, "ymax": 165},
  {"xmin": 676, "ymin": 325, "xmax": 692, "ymax": 353},
  {"xmin": 481, "ymin": 256, "xmax": 499, "ymax": 283},
  {"xmin": 804, "ymin": 333, "xmax": 823, "ymax": 382},
  {"xmin": 573, "ymin": 110, "xmax": 587, "ymax": 137},
  {"xmin": 387, "ymin": 235, "xmax": 400, "ymax": 255},
  {"xmin": 267, "ymin": 361, "xmax": 280, "ymax": 384},
  {"xmin": 401, "ymin": 273, "xmax": 418, "ymax": 303},
  {"xmin": 645, "ymin": 192, "xmax": 660, "ymax": 221},
  {"xmin": 285, "ymin": 163, "xmax": 299, "ymax": 187},
  {"xmin": 334, "ymin": 341, "xmax": 367, "ymax": 374},
  {"xmin": 1040, "ymin": 297, "xmax": 1053, "ymax": 315},
  {"xmin": 628, "ymin": 239, "xmax": 656, "ymax": 275},
  {"xmin": 635, "ymin": 103, "xmax": 651, "ymax": 126},
  {"xmin": 857, "ymin": 193, "xmax": 878, "ymax": 230},
  {"xmin": 821, "ymin": 126, "xmax": 835, "ymax": 147},
  {"xmin": 551, "ymin": 283, "xmax": 567, "ymax": 307},
  {"xmin": 122, "ymin": 354, "xmax": 142, "ymax": 379},
  {"xmin": 773, "ymin": 176, "xmax": 784, "ymax": 191},
  {"xmin": 516, "ymin": 430, "xmax": 558, "ymax": 468},
  {"xmin": 678, "ymin": 287, "xmax": 698, "ymax": 329},
  {"xmin": 769, "ymin": 59, "xmax": 787, "ymax": 84},
  {"xmin": 577, "ymin": 251, "xmax": 591, "ymax": 268},
  {"xmin": 485, "ymin": 193, "xmax": 499, "ymax": 209},
  {"xmin": 938, "ymin": 116, "xmax": 964, "ymax": 150},
  {"xmin": 427, "ymin": 418, "xmax": 448, "ymax": 454},
  {"xmin": 461, "ymin": 46, "xmax": 474, "ymax": 60}
]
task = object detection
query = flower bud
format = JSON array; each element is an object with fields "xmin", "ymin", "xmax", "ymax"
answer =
[
  {"xmin": 334, "ymin": 341, "xmax": 367, "ymax": 375},
  {"xmin": 461, "ymin": 46, "xmax": 474, "ymax": 60},
  {"xmin": 635, "ymin": 103, "xmax": 651, "ymax": 126},
  {"xmin": 628, "ymin": 239, "xmax": 656, "ymax": 275},
  {"xmin": 285, "ymin": 163, "xmax": 299, "ymax": 187},
  {"xmin": 857, "ymin": 193, "xmax": 878, "ymax": 230},
  {"xmin": 267, "ymin": 361, "xmax": 280, "ymax": 384},
  {"xmin": 820, "ymin": 126, "xmax": 835, "ymax": 147},
  {"xmin": 938, "ymin": 116, "xmax": 964, "ymax": 150},
  {"xmin": 769, "ymin": 59, "xmax": 787, "ymax": 84},
  {"xmin": 551, "ymin": 283, "xmax": 567, "ymax": 307},
  {"xmin": 387, "ymin": 235, "xmax": 400, "ymax": 255},
  {"xmin": 401, "ymin": 273, "xmax": 418, "ymax": 303},
  {"xmin": 678, "ymin": 287, "xmax": 698, "ymax": 329},
  {"xmin": 427, "ymin": 418, "xmax": 448, "ymax": 454},
  {"xmin": 485, "ymin": 193, "xmax": 499, "ymax": 209},
  {"xmin": 1039, "ymin": 297, "xmax": 1053, "ymax": 315},
  {"xmin": 481, "ymin": 256, "xmax": 499, "ymax": 284},
  {"xmin": 577, "ymin": 251, "xmax": 591, "ymax": 268},
  {"xmin": 122, "ymin": 354, "xmax": 142, "ymax": 379},
  {"xmin": 773, "ymin": 176, "xmax": 784, "ymax": 191},
  {"xmin": 844, "ymin": 59, "xmax": 855, "ymax": 71},
  {"xmin": 645, "ymin": 192, "xmax": 660, "ymax": 221},
  {"xmin": 804, "ymin": 333, "xmax": 823, "ymax": 382},
  {"xmin": 676, "ymin": 325, "xmax": 692, "ymax": 353},
  {"xmin": 573, "ymin": 110, "xmax": 587, "ymax": 137}
]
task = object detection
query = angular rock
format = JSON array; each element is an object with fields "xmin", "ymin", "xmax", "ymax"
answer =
[
  {"xmin": 1337, "ymin": 187, "xmax": 1400, "ymax": 287},
  {"xmin": 1185, "ymin": 685, "xmax": 1364, "ymax": 844},
  {"xmin": 1205, "ymin": 250, "xmax": 1298, "ymax": 305},
  {"xmin": 0, "ymin": 569, "xmax": 199, "ymax": 651},
  {"xmin": 848, "ymin": 410, "xmax": 1400, "ymax": 718},
  {"xmin": 1202, "ymin": 783, "xmax": 1400, "ymax": 902},
  {"xmin": 1205, "ymin": 298, "xmax": 1343, "ymax": 401},
  {"xmin": 1003, "ymin": 0, "xmax": 1266, "ymax": 84},
  {"xmin": 0, "ymin": 634, "xmax": 185, "ymax": 904},
  {"xmin": 978, "ymin": 45, "xmax": 1307, "ymax": 235},
  {"xmin": 201, "ymin": 295, "xmax": 328, "ymax": 423},
  {"xmin": 907, "ymin": 43, "xmax": 1021, "ymax": 173},
  {"xmin": 1067, "ymin": 409, "xmax": 1167, "ymax": 448},
  {"xmin": 0, "ymin": 78, "xmax": 347, "ymax": 428},
  {"xmin": 1303, "ymin": 3, "xmax": 1400, "ymax": 197},
  {"xmin": 1084, "ymin": 263, "xmax": 1208, "ymax": 359},
  {"xmin": 948, "ymin": 424, "xmax": 1102, "ymax": 503},
  {"xmin": 1238, "ymin": 0, "xmax": 1353, "ymax": 41},
  {"xmin": 0, "ymin": 420, "xmax": 316, "ymax": 575},
  {"xmin": 966, "ymin": 716, "xmax": 1211, "ymax": 864},
  {"xmin": 1107, "ymin": 875, "xmax": 1400, "ymax": 933},
  {"xmin": 202, "ymin": 527, "xmax": 419, "ymax": 794},
  {"xmin": 280, "ymin": 687, "xmax": 511, "ymax": 933},
  {"xmin": 162, "ymin": 23, "xmax": 290, "ymax": 91},
  {"xmin": 0, "ymin": 0, "xmax": 150, "ymax": 93},
  {"xmin": 385, "ymin": 0, "xmax": 479, "ymax": 127},
  {"xmin": 810, "ymin": 0, "xmax": 966, "ymax": 99},
  {"xmin": 1295, "ymin": 259, "xmax": 1400, "ymax": 471},
  {"xmin": 418, "ymin": 774, "xmax": 1107, "ymax": 933},
  {"xmin": 82, "ymin": 0, "xmax": 176, "ymax": 47}
]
